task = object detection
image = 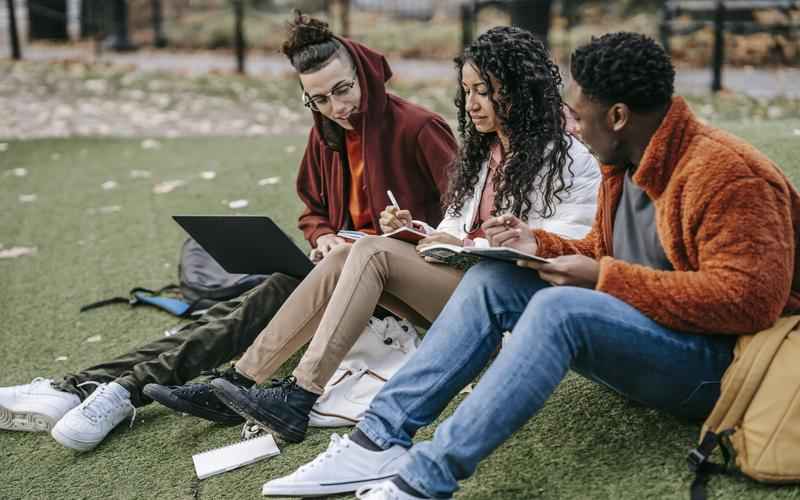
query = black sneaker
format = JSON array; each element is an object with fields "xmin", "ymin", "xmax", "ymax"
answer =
[
  {"xmin": 143, "ymin": 369, "xmax": 253, "ymax": 425},
  {"xmin": 210, "ymin": 376, "xmax": 318, "ymax": 443}
]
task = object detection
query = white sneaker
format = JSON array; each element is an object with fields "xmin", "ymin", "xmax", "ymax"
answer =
[
  {"xmin": 0, "ymin": 378, "xmax": 80, "ymax": 432},
  {"xmin": 356, "ymin": 480, "xmax": 448, "ymax": 500},
  {"xmin": 262, "ymin": 433, "xmax": 408, "ymax": 497},
  {"xmin": 50, "ymin": 382, "xmax": 135, "ymax": 451}
]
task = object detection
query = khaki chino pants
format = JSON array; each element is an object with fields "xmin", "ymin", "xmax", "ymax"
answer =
[{"xmin": 236, "ymin": 236, "xmax": 464, "ymax": 394}]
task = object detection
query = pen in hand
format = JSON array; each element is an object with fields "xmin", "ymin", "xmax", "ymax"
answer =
[{"xmin": 387, "ymin": 190, "xmax": 400, "ymax": 210}]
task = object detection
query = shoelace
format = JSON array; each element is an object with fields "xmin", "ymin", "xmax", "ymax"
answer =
[
  {"xmin": 76, "ymin": 382, "xmax": 137, "ymax": 429},
  {"xmin": 29, "ymin": 377, "xmax": 51, "ymax": 388},
  {"xmin": 298, "ymin": 433, "xmax": 349, "ymax": 473},
  {"xmin": 355, "ymin": 482, "xmax": 399, "ymax": 500},
  {"xmin": 266, "ymin": 376, "xmax": 298, "ymax": 402}
]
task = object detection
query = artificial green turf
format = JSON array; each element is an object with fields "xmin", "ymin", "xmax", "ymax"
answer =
[{"xmin": 1, "ymin": 123, "xmax": 800, "ymax": 499}]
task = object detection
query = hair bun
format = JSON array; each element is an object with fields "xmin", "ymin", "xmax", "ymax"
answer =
[{"xmin": 282, "ymin": 10, "xmax": 333, "ymax": 58}]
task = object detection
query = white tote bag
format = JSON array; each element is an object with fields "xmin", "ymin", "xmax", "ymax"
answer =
[{"xmin": 308, "ymin": 316, "xmax": 420, "ymax": 427}]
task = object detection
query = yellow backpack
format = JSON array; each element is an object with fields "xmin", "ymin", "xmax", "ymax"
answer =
[{"xmin": 688, "ymin": 315, "xmax": 800, "ymax": 499}]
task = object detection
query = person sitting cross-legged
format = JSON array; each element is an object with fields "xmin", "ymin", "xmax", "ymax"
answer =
[{"xmin": 261, "ymin": 32, "xmax": 800, "ymax": 499}]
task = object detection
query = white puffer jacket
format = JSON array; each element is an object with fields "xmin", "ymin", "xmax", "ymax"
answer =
[{"xmin": 421, "ymin": 135, "xmax": 600, "ymax": 244}]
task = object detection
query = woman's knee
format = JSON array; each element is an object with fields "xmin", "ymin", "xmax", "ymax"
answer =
[
  {"xmin": 319, "ymin": 242, "xmax": 352, "ymax": 269},
  {"xmin": 351, "ymin": 235, "xmax": 394, "ymax": 255}
]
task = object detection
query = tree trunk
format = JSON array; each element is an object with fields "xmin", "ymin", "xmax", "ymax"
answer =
[{"xmin": 509, "ymin": 0, "xmax": 553, "ymax": 50}]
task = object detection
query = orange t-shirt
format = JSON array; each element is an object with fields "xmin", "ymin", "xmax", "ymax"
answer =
[{"xmin": 345, "ymin": 130, "xmax": 377, "ymax": 234}]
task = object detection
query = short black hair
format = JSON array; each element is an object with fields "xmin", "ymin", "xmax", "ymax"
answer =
[{"xmin": 570, "ymin": 32, "xmax": 675, "ymax": 112}]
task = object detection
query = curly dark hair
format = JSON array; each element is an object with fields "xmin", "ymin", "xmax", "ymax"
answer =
[
  {"xmin": 570, "ymin": 32, "xmax": 675, "ymax": 112},
  {"xmin": 444, "ymin": 26, "xmax": 572, "ymax": 221}
]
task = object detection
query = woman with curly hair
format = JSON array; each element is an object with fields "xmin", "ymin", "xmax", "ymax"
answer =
[{"xmin": 187, "ymin": 26, "xmax": 600, "ymax": 452}]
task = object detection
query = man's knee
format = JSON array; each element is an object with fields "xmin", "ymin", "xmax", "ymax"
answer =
[
  {"xmin": 253, "ymin": 273, "xmax": 301, "ymax": 301},
  {"xmin": 526, "ymin": 287, "xmax": 589, "ymax": 319},
  {"xmin": 521, "ymin": 286, "xmax": 601, "ymax": 341}
]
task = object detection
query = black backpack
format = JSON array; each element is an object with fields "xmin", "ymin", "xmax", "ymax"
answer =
[{"xmin": 80, "ymin": 239, "xmax": 268, "ymax": 317}]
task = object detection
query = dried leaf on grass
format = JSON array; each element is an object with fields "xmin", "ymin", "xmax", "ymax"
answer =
[
  {"xmin": 4, "ymin": 167, "xmax": 27, "ymax": 177},
  {"xmin": 85, "ymin": 335, "xmax": 102, "ymax": 343},
  {"xmin": 129, "ymin": 169, "xmax": 152, "ymax": 179},
  {"xmin": 0, "ymin": 246, "xmax": 37, "ymax": 259},
  {"xmin": 201, "ymin": 171, "xmax": 217, "ymax": 180},
  {"xmin": 153, "ymin": 179, "xmax": 187, "ymax": 194},
  {"xmin": 101, "ymin": 180, "xmax": 118, "ymax": 190},
  {"xmin": 228, "ymin": 199, "xmax": 249, "ymax": 209},
  {"xmin": 258, "ymin": 176, "xmax": 281, "ymax": 186},
  {"xmin": 141, "ymin": 139, "xmax": 162, "ymax": 150},
  {"xmin": 87, "ymin": 205, "xmax": 122, "ymax": 215},
  {"xmin": 18, "ymin": 194, "xmax": 37, "ymax": 203}
]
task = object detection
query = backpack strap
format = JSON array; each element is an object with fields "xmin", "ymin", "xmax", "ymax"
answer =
[
  {"xmin": 687, "ymin": 315, "xmax": 800, "ymax": 500},
  {"xmin": 80, "ymin": 285, "xmax": 197, "ymax": 317}
]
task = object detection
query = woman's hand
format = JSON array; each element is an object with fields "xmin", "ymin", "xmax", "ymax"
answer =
[
  {"xmin": 380, "ymin": 206, "xmax": 413, "ymax": 234},
  {"xmin": 482, "ymin": 214, "xmax": 538, "ymax": 255},
  {"xmin": 314, "ymin": 233, "xmax": 347, "ymax": 262}
]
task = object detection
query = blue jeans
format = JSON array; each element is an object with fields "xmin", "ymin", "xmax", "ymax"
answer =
[{"xmin": 357, "ymin": 261, "xmax": 736, "ymax": 498}]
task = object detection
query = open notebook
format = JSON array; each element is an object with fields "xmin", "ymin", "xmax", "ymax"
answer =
[{"xmin": 192, "ymin": 434, "xmax": 280, "ymax": 480}]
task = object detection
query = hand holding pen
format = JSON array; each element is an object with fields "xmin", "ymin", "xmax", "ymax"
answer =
[
  {"xmin": 482, "ymin": 214, "xmax": 538, "ymax": 254},
  {"xmin": 379, "ymin": 190, "xmax": 413, "ymax": 233}
]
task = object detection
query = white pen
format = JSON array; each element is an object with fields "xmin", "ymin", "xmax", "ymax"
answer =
[{"xmin": 387, "ymin": 190, "xmax": 400, "ymax": 210}]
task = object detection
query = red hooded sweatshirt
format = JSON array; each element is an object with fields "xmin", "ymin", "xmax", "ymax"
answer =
[{"xmin": 296, "ymin": 38, "xmax": 457, "ymax": 247}]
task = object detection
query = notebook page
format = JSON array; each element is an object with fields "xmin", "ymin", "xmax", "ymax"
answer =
[{"xmin": 193, "ymin": 434, "xmax": 280, "ymax": 479}]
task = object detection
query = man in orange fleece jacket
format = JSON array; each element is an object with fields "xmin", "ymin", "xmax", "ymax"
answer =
[{"xmin": 261, "ymin": 33, "xmax": 800, "ymax": 500}]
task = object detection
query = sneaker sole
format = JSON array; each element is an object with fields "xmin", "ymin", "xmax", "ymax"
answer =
[
  {"xmin": 210, "ymin": 379, "xmax": 306, "ymax": 444},
  {"xmin": 261, "ymin": 475, "xmax": 396, "ymax": 497},
  {"xmin": 50, "ymin": 424, "xmax": 99, "ymax": 452},
  {"xmin": 142, "ymin": 384, "xmax": 243, "ymax": 425},
  {"xmin": 0, "ymin": 405, "xmax": 57, "ymax": 432}
]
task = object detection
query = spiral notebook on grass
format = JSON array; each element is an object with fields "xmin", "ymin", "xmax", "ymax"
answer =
[{"xmin": 192, "ymin": 434, "xmax": 280, "ymax": 479}]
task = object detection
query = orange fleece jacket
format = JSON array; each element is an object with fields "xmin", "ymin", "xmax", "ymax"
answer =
[{"xmin": 533, "ymin": 97, "xmax": 800, "ymax": 335}]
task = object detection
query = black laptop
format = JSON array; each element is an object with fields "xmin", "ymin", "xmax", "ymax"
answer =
[{"xmin": 173, "ymin": 215, "xmax": 314, "ymax": 278}]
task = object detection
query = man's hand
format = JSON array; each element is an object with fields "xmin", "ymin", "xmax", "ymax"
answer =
[
  {"xmin": 380, "ymin": 206, "xmax": 413, "ymax": 234},
  {"xmin": 482, "ymin": 214, "xmax": 538, "ymax": 254},
  {"xmin": 518, "ymin": 255, "xmax": 600, "ymax": 288},
  {"xmin": 314, "ymin": 233, "xmax": 348, "ymax": 262}
]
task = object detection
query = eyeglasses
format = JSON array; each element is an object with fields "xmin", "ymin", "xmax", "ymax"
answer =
[{"xmin": 302, "ymin": 77, "xmax": 357, "ymax": 112}]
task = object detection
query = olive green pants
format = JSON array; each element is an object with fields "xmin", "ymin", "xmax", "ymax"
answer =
[{"xmin": 55, "ymin": 273, "xmax": 300, "ymax": 406}]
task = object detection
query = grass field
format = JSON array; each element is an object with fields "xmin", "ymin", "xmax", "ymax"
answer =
[{"xmin": 2, "ymin": 119, "xmax": 800, "ymax": 499}]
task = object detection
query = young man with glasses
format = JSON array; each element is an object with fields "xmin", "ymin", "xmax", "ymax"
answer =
[{"xmin": 0, "ymin": 13, "xmax": 456, "ymax": 452}]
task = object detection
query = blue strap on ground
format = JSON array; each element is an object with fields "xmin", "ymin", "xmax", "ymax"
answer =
[{"xmin": 132, "ymin": 292, "xmax": 192, "ymax": 316}]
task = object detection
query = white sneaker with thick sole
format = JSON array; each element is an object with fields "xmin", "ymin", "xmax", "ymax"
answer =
[
  {"xmin": 262, "ymin": 433, "xmax": 408, "ymax": 497},
  {"xmin": 50, "ymin": 382, "xmax": 135, "ymax": 451},
  {"xmin": 0, "ymin": 378, "xmax": 80, "ymax": 432},
  {"xmin": 356, "ymin": 480, "xmax": 449, "ymax": 500}
]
